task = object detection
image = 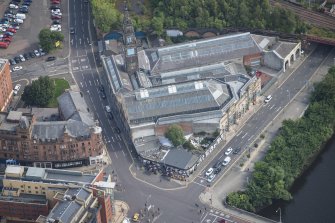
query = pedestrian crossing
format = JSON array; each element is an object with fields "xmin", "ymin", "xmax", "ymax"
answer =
[{"xmin": 200, "ymin": 209, "xmax": 234, "ymax": 223}]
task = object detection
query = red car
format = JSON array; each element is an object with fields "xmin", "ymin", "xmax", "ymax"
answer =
[
  {"xmin": 6, "ymin": 28, "xmax": 16, "ymax": 33},
  {"xmin": 51, "ymin": 14, "xmax": 62, "ymax": 19},
  {"xmin": 2, "ymin": 37, "xmax": 12, "ymax": 42},
  {"xmin": 0, "ymin": 42, "xmax": 9, "ymax": 48},
  {"xmin": 51, "ymin": 0, "xmax": 60, "ymax": 4}
]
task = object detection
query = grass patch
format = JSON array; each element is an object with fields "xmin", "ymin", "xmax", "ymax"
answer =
[{"xmin": 47, "ymin": 78, "xmax": 70, "ymax": 107}]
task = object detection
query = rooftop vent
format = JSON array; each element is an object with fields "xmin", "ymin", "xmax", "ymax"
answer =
[
  {"xmin": 194, "ymin": 81, "xmax": 204, "ymax": 90},
  {"xmin": 168, "ymin": 85, "xmax": 177, "ymax": 94},
  {"xmin": 140, "ymin": 89, "xmax": 149, "ymax": 99}
]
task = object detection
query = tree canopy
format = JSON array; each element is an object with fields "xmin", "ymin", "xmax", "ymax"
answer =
[
  {"xmin": 39, "ymin": 28, "xmax": 64, "ymax": 53},
  {"xmin": 226, "ymin": 66, "xmax": 335, "ymax": 212},
  {"xmin": 90, "ymin": 0, "xmax": 120, "ymax": 33},
  {"xmin": 165, "ymin": 124, "xmax": 186, "ymax": 147},
  {"xmin": 22, "ymin": 76, "xmax": 55, "ymax": 107}
]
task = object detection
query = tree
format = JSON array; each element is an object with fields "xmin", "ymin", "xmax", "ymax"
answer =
[
  {"xmin": 39, "ymin": 28, "xmax": 64, "ymax": 53},
  {"xmin": 91, "ymin": 0, "xmax": 120, "ymax": 33},
  {"xmin": 165, "ymin": 124, "xmax": 186, "ymax": 146},
  {"xmin": 22, "ymin": 76, "xmax": 55, "ymax": 107}
]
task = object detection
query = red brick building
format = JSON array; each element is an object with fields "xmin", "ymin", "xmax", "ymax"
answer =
[{"xmin": 0, "ymin": 59, "xmax": 13, "ymax": 112}]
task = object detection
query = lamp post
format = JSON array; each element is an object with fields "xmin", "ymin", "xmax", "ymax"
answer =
[{"xmin": 276, "ymin": 207, "xmax": 282, "ymax": 223}]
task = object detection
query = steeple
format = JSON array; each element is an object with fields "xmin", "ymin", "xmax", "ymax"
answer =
[{"xmin": 122, "ymin": 1, "xmax": 138, "ymax": 76}]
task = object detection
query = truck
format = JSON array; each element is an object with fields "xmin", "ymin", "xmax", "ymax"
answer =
[{"xmin": 15, "ymin": 14, "xmax": 26, "ymax": 20}]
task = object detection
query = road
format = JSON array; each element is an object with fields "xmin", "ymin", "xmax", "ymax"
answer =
[{"xmin": 67, "ymin": 0, "xmax": 334, "ymax": 222}]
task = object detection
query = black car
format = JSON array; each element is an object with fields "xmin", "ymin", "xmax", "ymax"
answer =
[
  {"xmin": 9, "ymin": 59, "xmax": 16, "ymax": 65},
  {"xmin": 98, "ymin": 85, "xmax": 105, "ymax": 92},
  {"xmin": 213, "ymin": 160, "xmax": 222, "ymax": 169},
  {"xmin": 233, "ymin": 147, "xmax": 241, "ymax": 154},
  {"xmin": 14, "ymin": 56, "xmax": 21, "ymax": 63},
  {"xmin": 19, "ymin": 8, "xmax": 28, "ymax": 13},
  {"xmin": 52, "ymin": 20, "xmax": 61, "ymax": 25},
  {"xmin": 23, "ymin": 2, "xmax": 31, "ymax": 6},
  {"xmin": 23, "ymin": 53, "xmax": 30, "ymax": 60},
  {"xmin": 114, "ymin": 127, "xmax": 121, "ymax": 134},
  {"xmin": 214, "ymin": 167, "xmax": 222, "ymax": 174},
  {"xmin": 70, "ymin": 27, "xmax": 75, "ymax": 34},
  {"xmin": 50, "ymin": 5, "xmax": 60, "ymax": 10},
  {"xmin": 29, "ymin": 52, "xmax": 35, "ymax": 58},
  {"xmin": 46, "ymin": 56, "xmax": 56, "ymax": 61}
]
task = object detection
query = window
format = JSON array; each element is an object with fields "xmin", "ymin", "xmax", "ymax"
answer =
[
  {"xmin": 28, "ymin": 186, "xmax": 31, "ymax": 189},
  {"xmin": 35, "ymin": 187, "xmax": 38, "ymax": 189}
]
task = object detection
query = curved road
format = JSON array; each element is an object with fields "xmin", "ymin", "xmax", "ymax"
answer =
[{"xmin": 67, "ymin": 0, "xmax": 334, "ymax": 222}]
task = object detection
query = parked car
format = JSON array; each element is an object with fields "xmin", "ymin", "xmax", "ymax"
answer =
[
  {"xmin": 34, "ymin": 49, "xmax": 40, "ymax": 57},
  {"xmin": 225, "ymin": 147, "xmax": 233, "ymax": 156},
  {"xmin": 264, "ymin": 95, "xmax": 272, "ymax": 103},
  {"xmin": 6, "ymin": 28, "xmax": 16, "ymax": 33},
  {"xmin": 99, "ymin": 90, "xmax": 106, "ymax": 99},
  {"xmin": 213, "ymin": 160, "xmax": 222, "ymax": 169},
  {"xmin": 205, "ymin": 168, "xmax": 214, "ymax": 176},
  {"xmin": 51, "ymin": 0, "xmax": 60, "ymax": 4},
  {"xmin": 51, "ymin": 9, "xmax": 61, "ymax": 13},
  {"xmin": 29, "ymin": 52, "xmax": 35, "ymax": 58},
  {"xmin": 13, "ymin": 66, "xmax": 22, "ymax": 72},
  {"xmin": 23, "ymin": 53, "xmax": 30, "ymax": 60},
  {"xmin": 14, "ymin": 19, "xmax": 24, "ymax": 24},
  {"xmin": 18, "ymin": 8, "xmax": 28, "ymax": 13},
  {"xmin": 9, "ymin": 59, "xmax": 16, "ymax": 65},
  {"xmin": 51, "ymin": 11, "xmax": 62, "ymax": 16},
  {"xmin": 9, "ymin": 4, "xmax": 19, "ymax": 9},
  {"xmin": 214, "ymin": 167, "xmax": 222, "ymax": 174},
  {"xmin": 19, "ymin": 54, "xmax": 25, "ymax": 62},
  {"xmin": 13, "ymin": 83, "xmax": 21, "ymax": 95},
  {"xmin": 222, "ymin": 156, "xmax": 231, "ymax": 166},
  {"xmin": 2, "ymin": 37, "xmax": 12, "ymax": 42},
  {"xmin": 14, "ymin": 56, "xmax": 21, "ymax": 63},
  {"xmin": 52, "ymin": 19, "xmax": 61, "ymax": 25},
  {"xmin": 51, "ymin": 14, "xmax": 61, "ymax": 20},
  {"xmin": 46, "ymin": 56, "xmax": 56, "ymax": 61},
  {"xmin": 23, "ymin": 2, "xmax": 31, "ymax": 6},
  {"xmin": 50, "ymin": 5, "xmax": 60, "ymax": 10},
  {"xmin": 0, "ymin": 42, "xmax": 9, "ymax": 49},
  {"xmin": 233, "ymin": 147, "xmax": 241, "ymax": 154},
  {"xmin": 5, "ymin": 31, "xmax": 14, "ymax": 36}
]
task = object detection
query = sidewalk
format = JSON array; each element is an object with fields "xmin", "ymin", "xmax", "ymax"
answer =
[
  {"xmin": 199, "ymin": 45, "xmax": 334, "ymax": 222},
  {"xmin": 112, "ymin": 200, "xmax": 130, "ymax": 223}
]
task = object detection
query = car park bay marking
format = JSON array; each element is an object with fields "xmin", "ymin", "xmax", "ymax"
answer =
[{"xmin": 241, "ymin": 133, "xmax": 248, "ymax": 139}]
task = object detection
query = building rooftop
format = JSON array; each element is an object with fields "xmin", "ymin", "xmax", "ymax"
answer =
[
  {"xmin": 0, "ymin": 112, "xmax": 33, "ymax": 132},
  {"xmin": 162, "ymin": 148, "xmax": 200, "ymax": 170},
  {"xmin": 65, "ymin": 188, "xmax": 91, "ymax": 202},
  {"xmin": 147, "ymin": 32, "xmax": 261, "ymax": 74},
  {"xmin": 0, "ymin": 193, "xmax": 47, "ymax": 205},
  {"xmin": 124, "ymin": 79, "xmax": 232, "ymax": 123},
  {"xmin": 48, "ymin": 200, "xmax": 82, "ymax": 223},
  {"xmin": 6, "ymin": 111, "xmax": 22, "ymax": 121},
  {"xmin": 44, "ymin": 168, "xmax": 96, "ymax": 185},
  {"xmin": 273, "ymin": 41, "xmax": 298, "ymax": 59}
]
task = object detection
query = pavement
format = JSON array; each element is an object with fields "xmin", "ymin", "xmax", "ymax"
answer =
[
  {"xmin": 199, "ymin": 45, "xmax": 335, "ymax": 222},
  {"xmin": 113, "ymin": 200, "xmax": 130, "ymax": 223}
]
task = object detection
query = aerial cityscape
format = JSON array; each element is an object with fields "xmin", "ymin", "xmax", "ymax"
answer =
[{"xmin": 0, "ymin": 0, "xmax": 335, "ymax": 223}]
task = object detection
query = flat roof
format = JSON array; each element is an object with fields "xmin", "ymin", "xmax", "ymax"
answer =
[{"xmin": 45, "ymin": 169, "xmax": 96, "ymax": 184}]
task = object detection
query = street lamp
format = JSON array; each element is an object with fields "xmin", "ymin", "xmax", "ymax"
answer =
[{"xmin": 276, "ymin": 207, "xmax": 282, "ymax": 223}]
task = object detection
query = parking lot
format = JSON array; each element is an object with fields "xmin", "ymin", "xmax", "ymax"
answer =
[{"xmin": 0, "ymin": 0, "xmax": 69, "ymax": 59}]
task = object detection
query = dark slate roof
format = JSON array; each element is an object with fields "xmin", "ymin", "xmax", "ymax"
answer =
[
  {"xmin": 124, "ymin": 79, "xmax": 231, "ymax": 122},
  {"xmin": 147, "ymin": 32, "xmax": 261, "ymax": 74},
  {"xmin": 44, "ymin": 169, "xmax": 96, "ymax": 184},
  {"xmin": 162, "ymin": 149, "xmax": 199, "ymax": 170},
  {"xmin": 48, "ymin": 200, "xmax": 82, "ymax": 223},
  {"xmin": 66, "ymin": 188, "xmax": 90, "ymax": 202},
  {"xmin": 57, "ymin": 91, "xmax": 94, "ymax": 126},
  {"xmin": 32, "ymin": 120, "xmax": 90, "ymax": 140}
]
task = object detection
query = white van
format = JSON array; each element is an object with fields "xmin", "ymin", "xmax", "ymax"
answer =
[
  {"xmin": 16, "ymin": 14, "xmax": 26, "ymax": 20},
  {"xmin": 14, "ymin": 19, "xmax": 24, "ymax": 24},
  {"xmin": 222, "ymin": 156, "xmax": 231, "ymax": 166}
]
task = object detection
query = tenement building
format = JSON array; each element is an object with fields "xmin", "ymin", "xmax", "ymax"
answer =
[
  {"xmin": 0, "ymin": 59, "xmax": 13, "ymax": 111},
  {"xmin": 0, "ymin": 165, "xmax": 113, "ymax": 223},
  {"xmin": 101, "ymin": 9, "xmax": 301, "ymax": 171},
  {"xmin": 0, "ymin": 90, "xmax": 104, "ymax": 168}
]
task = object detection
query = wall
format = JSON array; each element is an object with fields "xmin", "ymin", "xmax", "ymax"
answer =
[
  {"xmin": 0, "ymin": 60, "xmax": 13, "ymax": 111},
  {"xmin": 263, "ymin": 51, "xmax": 283, "ymax": 71},
  {"xmin": 0, "ymin": 200, "xmax": 48, "ymax": 221}
]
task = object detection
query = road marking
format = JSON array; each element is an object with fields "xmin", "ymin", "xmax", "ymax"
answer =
[
  {"xmin": 80, "ymin": 58, "xmax": 86, "ymax": 62},
  {"xmin": 79, "ymin": 38, "xmax": 82, "ymax": 45},
  {"xmin": 247, "ymin": 135, "xmax": 254, "ymax": 141},
  {"xmin": 269, "ymin": 105, "xmax": 275, "ymax": 110},
  {"xmin": 122, "ymin": 150, "xmax": 126, "ymax": 157},
  {"xmin": 241, "ymin": 133, "xmax": 248, "ymax": 139},
  {"xmin": 114, "ymin": 151, "xmax": 118, "ymax": 158},
  {"xmin": 276, "ymin": 106, "xmax": 282, "ymax": 112},
  {"xmin": 71, "ymin": 39, "xmax": 73, "ymax": 45},
  {"xmin": 191, "ymin": 181, "xmax": 207, "ymax": 187},
  {"xmin": 89, "ymin": 80, "xmax": 92, "ymax": 86},
  {"xmin": 111, "ymin": 136, "xmax": 115, "ymax": 142},
  {"xmin": 72, "ymin": 67, "xmax": 79, "ymax": 71},
  {"xmin": 80, "ymin": 82, "xmax": 83, "ymax": 88}
]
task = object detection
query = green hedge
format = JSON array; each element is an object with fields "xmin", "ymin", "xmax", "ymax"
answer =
[{"xmin": 226, "ymin": 67, "xmax": 335, "ymax": 212}]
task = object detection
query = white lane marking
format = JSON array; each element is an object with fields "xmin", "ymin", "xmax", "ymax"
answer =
[
  {"xmin": 241, "ymin": 133, "xmax": 248, "ymax": 139},
  {"xmin": 276, "ymin": 106, "xmax": 282, "ymax": 112},
  {"xmin": 89, "ymin": 80, "xmax": 92, "ymax": 86},
  {"xmin": 80, "ymin": 82, "xmax": 83, "ymax": 88},
  {"xmin": 191, "ymin": 181, "xmax": 207, "ymax": 188},
  {"xmin": 247, "ymin": 135, "xmax": 254, "ymax": 141},
  {"xmin": 111, "ymin": 136, "xmax": 115, "ymax": 142},
  {"xmin": 79, "ymin": 38, "xmax": 81, "ymax": 45},
  {"xmin": 269, "ymin": 105, "xmax": 275, "ymax": 110},
  {"xmin": 122, "ymin": 150, "xmax": 126, "ymax": 157}
]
